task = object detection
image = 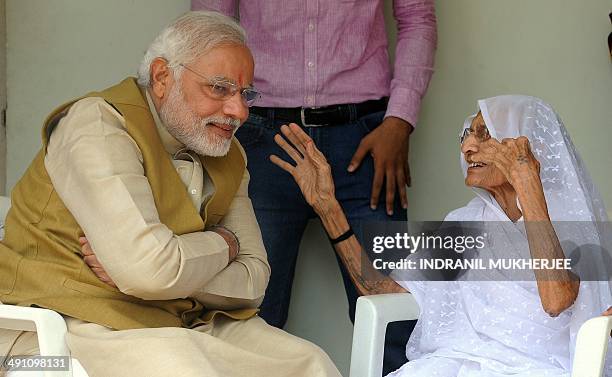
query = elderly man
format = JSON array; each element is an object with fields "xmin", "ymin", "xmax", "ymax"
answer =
[{"xmin": 0, "ymin": 11, "xmax": 341, "ymax": 377}]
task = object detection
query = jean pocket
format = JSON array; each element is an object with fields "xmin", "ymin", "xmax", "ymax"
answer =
[
  {"xmin": 236, "ymin": 113, "xmax": 266, "ymax": 149},
  {"xmin": 357, "ymin": 110, "xmax": 386, "ymax": 134}
]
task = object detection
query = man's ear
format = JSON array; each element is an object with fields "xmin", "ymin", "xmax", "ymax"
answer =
[{"xmin": 150, "ymin": 58, "xmax": 172, "ymax": 100}]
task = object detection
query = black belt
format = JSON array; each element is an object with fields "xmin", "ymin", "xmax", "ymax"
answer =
[{"xmin": 250, "ymin": 97, "xmax": 388, "ymax": 127}]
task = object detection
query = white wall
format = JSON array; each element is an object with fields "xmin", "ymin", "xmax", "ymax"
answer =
[
  {"xmin": 6, "ymin": 1, "xmax": 612, "ymax": 376},
  {"xmin": 406, "ymin": 0, "xmax": 612, "ymax": 221},
  {"xmin": 0, "ymin": 0, "xmax": 6, "ymax": 194},
  {"xmin": 6, "ymin": 0, "xmax": 191, "ymax": 189}
]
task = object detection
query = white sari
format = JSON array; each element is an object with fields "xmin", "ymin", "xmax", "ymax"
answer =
[{"xmin": 390, "ymin": 96, "xmax": 612, "ymax": 376}]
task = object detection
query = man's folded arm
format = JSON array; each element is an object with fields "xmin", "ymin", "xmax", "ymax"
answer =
[
  {"xmin": 193, "ymin": 160, "xmax": 271, "ymax": 310},
  {"xmin": 44, "ymin": 97, "xmax": 231, "ymax": 300}
]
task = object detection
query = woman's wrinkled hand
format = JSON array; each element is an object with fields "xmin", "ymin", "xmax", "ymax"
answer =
[
  {"xmin": 269, "ymin": 123, "xmax": 337, "ymax": 214},
  {"xmin": 471, "ymin": 136, "xmax": 541, "ymax": 188}
]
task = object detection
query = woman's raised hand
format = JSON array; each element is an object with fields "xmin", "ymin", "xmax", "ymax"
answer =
[
  {"xmin": 270, "ymin": 123, "xmax": 336, "ymax": 214},
  {"xmin": 472, "ymin": 136, "xmax": 541, "ymax": 188}
]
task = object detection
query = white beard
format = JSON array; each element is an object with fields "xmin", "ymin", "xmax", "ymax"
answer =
[{"xmin": 159, "ymin": 83, "xmax": 240, "ymax": 157}]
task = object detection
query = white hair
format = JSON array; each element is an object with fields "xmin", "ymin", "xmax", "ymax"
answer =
[{"xmin": 137, "ymin": 11, "xmax": 246, "ymax": 87}]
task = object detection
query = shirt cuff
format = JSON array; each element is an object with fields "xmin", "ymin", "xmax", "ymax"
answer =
[
  {"xmin": 384, "ymin": 87, "xmax": 423, "ymax": 128},
  {"xmin": 168, "ymin": 231, "xmax": 230, "ymax": 294}
]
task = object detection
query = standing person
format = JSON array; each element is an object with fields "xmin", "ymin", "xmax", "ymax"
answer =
[
  {"xmin": 192, "ymin": 0, "xmax": 437, "ymax": 371},
  {"xmin": 192, "ymin": 1, "xmax": 437, "ymax": 374}
]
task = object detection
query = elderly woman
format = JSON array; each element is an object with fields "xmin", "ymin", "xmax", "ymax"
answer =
[{"xmin": 270, "ymin": 95, "xmax": 611, "ymax": 376}]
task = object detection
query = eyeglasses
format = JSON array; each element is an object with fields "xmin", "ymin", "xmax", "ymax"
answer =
[
  {"xmin": 179, "ymin": 63, "xmax": 261, "ymax": 107},
  {"xmin": 460, "ymin": 125, "xmax": 491, "ymax": 144}
]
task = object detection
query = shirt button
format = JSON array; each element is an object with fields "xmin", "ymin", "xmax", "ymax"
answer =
[
  {"xmin": 307, "ymin": 61, "xmax": 314, "ymax": 68},
  {"xmin": 191, "ymin": 189, "xmax": 198, "ymax": 195},
  {"xmin": 308, "ymin": 22, "xmax": 314, "ymax": 31},
  {"xmin": 306, "ymin": 96, "xmax": 314, "ymax": 106}
]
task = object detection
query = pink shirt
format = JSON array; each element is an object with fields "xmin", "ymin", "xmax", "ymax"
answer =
[{"xmin": 191, "ymin": 0, "xmax": 437, "ymax": 126}]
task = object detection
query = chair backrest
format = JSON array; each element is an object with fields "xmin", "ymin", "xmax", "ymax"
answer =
[
  {"xmin": 0, "ymin": 195, "xmax": 10, "ymax": 239},
  {"xmin": 0, "ymin": 195, "xmax": 10, "ymax": 222}
]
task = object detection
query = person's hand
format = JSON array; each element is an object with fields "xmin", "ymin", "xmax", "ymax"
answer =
[
  {"xmin": 79, "ymin": 236, "xmax": 117, "ymax": 288},
  {"xmin": 207, "ymin": 226, "xmax": 239, "ymax": 261},
  {"xmin": 471, "ymin": 136, "xmax": 541, "ymax": 189},
  {"xmin": 347, "ymin": 116, "xmax": 411, "ymax": 215},
  {"xmin": 270, "ymin": 123, "xmax": 337, "ymax": 215}
]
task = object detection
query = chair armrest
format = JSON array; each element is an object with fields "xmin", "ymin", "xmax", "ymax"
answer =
[
  {"xmin": 0, "ymin": 305, "xmax": 74, "ymax": 377},
  {"xmin": 349, "ymin": 293, "xmax": 419, "ymax": 377},
  {"xmin": 571, "ymin": 315, "xmax": 612, "ymax": 377}
]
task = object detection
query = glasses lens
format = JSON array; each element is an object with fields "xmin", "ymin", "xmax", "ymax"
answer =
[
  {"xmin": 210, "ymin": 82, "xmax": 235, "ymax": 99},
  {"xmin": 242, "ymin": 89, "xmax": 261, "ymax": 106},
  {"xmin": 460, "ymin": 127, "xmax": 491, "ymax": 144}
]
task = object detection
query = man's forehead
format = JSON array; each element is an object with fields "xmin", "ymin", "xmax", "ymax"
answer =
[
  {"xmin": 190, "ymin": 45, "xmax": 254, "ymax": 86},
  {"xmin": 208, "ymin": 74, "xmax": 253, "ymax": 88}
]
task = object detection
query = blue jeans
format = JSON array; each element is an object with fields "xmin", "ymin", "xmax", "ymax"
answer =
[{"xmin": 236, "ymin": 108, "xmax": 416, "ymax": 376}]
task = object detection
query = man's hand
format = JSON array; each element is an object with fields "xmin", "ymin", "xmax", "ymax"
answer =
[
  {"xmin": 348, "ymin": 116, "xmax": 412, "ymax": 215},
  {"xmin": 79, "ymin": 236, "xmax": 117, "ymax": 288}
]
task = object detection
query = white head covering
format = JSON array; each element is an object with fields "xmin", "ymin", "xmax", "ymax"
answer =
[{"xmin": 459, "ymin": 95, "xmax": 608, "ymax": 223}]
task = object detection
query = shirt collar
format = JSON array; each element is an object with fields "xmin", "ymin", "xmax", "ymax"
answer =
[{"xmin": 144, "ymin": 88, "xmax": 185, "ymax": 155}]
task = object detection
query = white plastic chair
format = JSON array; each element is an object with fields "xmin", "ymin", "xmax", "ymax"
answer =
[
  {"xmin": 349, "ymin": 293, "xmax": 419, "ymax": 377},
  {"xmin": 0, "ymin": 305, "xmax": 88, "ymax": 377},
  {"xmin": 0, "ymin": 196, "xmax": 88, "ymax": 377},
  {"xmin": 349, "ymin": 293, "xmax": 612, "ymax": 377}
]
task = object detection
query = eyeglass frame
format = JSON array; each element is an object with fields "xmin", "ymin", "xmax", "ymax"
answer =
[
  {"xmin": 459, "ymin": 124, "xmax": 491, "ymax": 144},
  {"xmin": 178, "ymin": 63, "xmax": 261, "ymax": 107}
]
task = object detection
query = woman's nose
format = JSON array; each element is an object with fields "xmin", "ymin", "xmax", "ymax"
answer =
[{"xmin": 461, "ymin": 135, "xmax": 479, "ymax": 155}]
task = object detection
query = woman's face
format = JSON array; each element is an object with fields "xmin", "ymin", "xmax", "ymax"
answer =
[{"xmin": 461, "ymin": 112, "xmax": 509, "ymax": 190}]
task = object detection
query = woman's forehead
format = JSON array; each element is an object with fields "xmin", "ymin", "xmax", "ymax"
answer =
[{"xmin": 470, "ymin": 111, "xmax": 487, "ymax": 129}]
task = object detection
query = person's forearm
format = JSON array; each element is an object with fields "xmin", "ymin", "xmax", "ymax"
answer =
[
  {"xmin": 387, "ymin": 0, "xmax": 437, "ymax": 125},
  {"xmin": 515, "ymin": 175, "xmax": 579, "ymax": 316},
  {"xmin": 317, "ymin": 200, "xmax": 407, "ymax": 295},
  {"xmin": 193, "ymin": 256, "xmax": 269, "ymax": 310},
  {"xmin": 195, "ymin": 173, "xmax": 271, "ymax": 309}
]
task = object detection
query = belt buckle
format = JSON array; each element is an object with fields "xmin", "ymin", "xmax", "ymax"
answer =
[{"xmin": 300, "ymin": 108, "xmax": 324, "ymax": 127}]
